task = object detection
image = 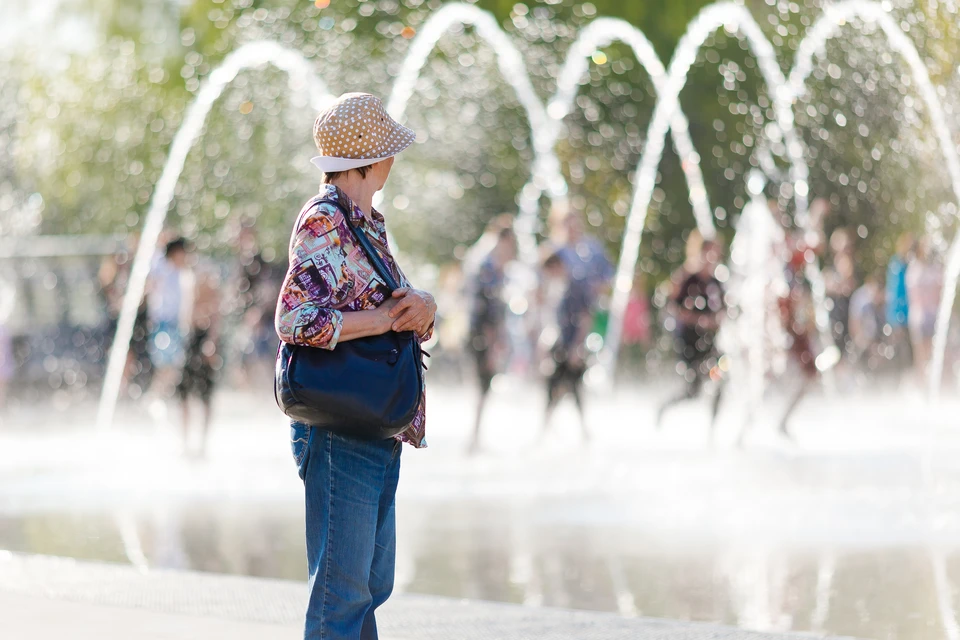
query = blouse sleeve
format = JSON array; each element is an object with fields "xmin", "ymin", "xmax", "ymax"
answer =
[{"xmin": 275, "ymin": 203, "xmax": 349, "ymax": 350}]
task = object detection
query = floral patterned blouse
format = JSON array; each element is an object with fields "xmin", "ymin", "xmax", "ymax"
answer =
[{"xmin": 276, "ymin": 184, "xmax": 428, "ymax": 448}]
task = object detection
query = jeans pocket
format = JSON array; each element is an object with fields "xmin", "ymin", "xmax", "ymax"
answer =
[{"xmin": 291, "ymin": 422, "xmax": 312, "ymax": 470}]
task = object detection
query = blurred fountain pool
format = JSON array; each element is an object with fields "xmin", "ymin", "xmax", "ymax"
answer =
[{"xmin": 2, "ymin": 382, "xmax": 960, "ymax": 639}]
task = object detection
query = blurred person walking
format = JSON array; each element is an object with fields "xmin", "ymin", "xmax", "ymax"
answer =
[
  {"xmin": 775, "ymin": 239, "xmax": 820, "ymax": 440},
  {"xmin": 466, "ymin": 225, "xmax": 517, "ymax": 453},
  {"xmin": 906, "ymin": 237, "xmax": 943, "ymax": 384},
  {"xmin": 823, "ymin": 228, "xmax": 856, "ymax": 365},
  {"xmin": 177, "ymin": 265, "xmax": 222, "ymax": 458},
  {"xmin": 549, "ymin": 205, "xmax": 614, "ymax": 300},
  {"xmin": 275, "ymin": 93, "xmax": 435, "ymax": 640},
  {"xmin": 849, "ymin": 273, "xmax": 885, "ymax": 378},
  {"xmin": 886, "ymin": 233, "xmax": 914, "ymax": 381},
  {"xmin": 540, "ymin": 250, "xmax": 593, "ymax": 441},
  {"xmin": 462, "ymin": 213, "xmax": 515, "ymax": 280},
  {"xmin": 145, "ymin": 237, "xmax": 194, "ymax": 420},
  {"xmin": 656, "ymin": 233, "xmax": 727, "ymax": 439},
  {"xmin": 232, "ymin": 225, "xmax": 283, "ymax": 390},
  {"xmin": 99, "ymin": 234, "xmax": 152, "ymax": 397}
]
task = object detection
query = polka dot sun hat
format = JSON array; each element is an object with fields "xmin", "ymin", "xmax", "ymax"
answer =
[{"xmin": 310, "ymin": 92, "xmax": 417, "ymax": 173}]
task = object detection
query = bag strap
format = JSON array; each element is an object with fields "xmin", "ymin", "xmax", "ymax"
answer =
[
  {"xmin": 329, "ymin": 199, "xmax": 401, "ymax": 292},
  {"xmin": 324, "ymin": 197, "xmax": 428, "ymax": 358}
]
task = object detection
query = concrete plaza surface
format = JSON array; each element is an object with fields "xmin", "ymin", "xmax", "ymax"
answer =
[
  {"xmin": 5, "ymin": 383, "xmax": 960, "ymax": 638},
  {"xmin": 0, "ymin": 552, "xmax": 858, "ymax": 640}
]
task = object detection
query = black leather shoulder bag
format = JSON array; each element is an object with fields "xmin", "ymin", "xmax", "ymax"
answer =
[{"xmin": 274, "ymin": 200, "xmax": 425, "ymax": 440}]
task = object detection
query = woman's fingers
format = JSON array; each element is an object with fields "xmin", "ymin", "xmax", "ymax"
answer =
[
  {"xmin": 386, "ymin": 289, "xmax": 435, "ymax": 329},
  {"xmin": 388, "ymin": 295, "xmax": 416, "ymax": 318},
  {"xmin": 392, "ymin": 308, "xmax": 427, "ymax": 332},
  {"xmin": 395, "ymin": 315, "xmax": 434, "ymax": 334},
  {"xmin": 392, "ymin": 308, "xmax": 424, "ymax": 330}
]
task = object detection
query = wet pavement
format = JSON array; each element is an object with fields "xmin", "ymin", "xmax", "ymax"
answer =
[
  {"xmin": 1, "ymin": 380, "xmax": 959, "ymax": 640},
  {"xmin": 0, "ymin": 552, "xmax": 859, "ymax": 639}
]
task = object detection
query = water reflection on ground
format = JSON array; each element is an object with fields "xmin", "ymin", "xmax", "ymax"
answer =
[
  {"xmin": 2, "ymin": 383, "xmax": 959, "ymax": 640},
  {"xmin": 0, "ymin": 504, "xmax": 948, "ymax": 639}
]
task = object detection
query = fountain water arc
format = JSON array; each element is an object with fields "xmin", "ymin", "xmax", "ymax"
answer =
[
  {"xmin": 391, "ymin": 3, "xmax": 932, "ymax": 380},
  {"xmin": 788, "ymin": 14, "xmax": 960, "ymax": 630},
  {"xmin": 388, "ymin": 4, "xmax": 727, "ymax": 372},
  {"xmin": 95, "ymin": 42, "xmax": 335, "ymax": 430},
  {"xmin": 786, "ymin": 0, "xmax": 960, "ymax": 396},
  {"xmin": 387, "ymin": 4, "xmax": 719, "ymax": 263},
  {"xmin": 602, "ymin": 0, "xmax": 960, "ymax": 382},
  {"xmin": 599, "ymin": 2, "xmax": 827, "ymax": 376},
  {"xmin": 96, "ymin": 4, "xmax": 726, "ymax": 428},
  {"xmin": 385, "ymin": 3, "xmax": 553, "ymax": 263},
  {"xmin": 548, "ymin": 17, "xmax": 716, "ymax": 240},
  {"xmin": 97, "ymin": 1, "xmax": 960, "ymax": 431}
]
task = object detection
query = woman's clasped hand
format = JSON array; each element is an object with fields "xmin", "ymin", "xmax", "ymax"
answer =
[{"xmin": 386, "ymin": 287, "xmax": 436, "ymax": 337}]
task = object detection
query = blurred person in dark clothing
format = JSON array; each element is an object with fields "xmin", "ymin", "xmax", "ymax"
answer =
[
  {"xmin": 177, "ymin": 265, "xmax": 222, "ymax": 458},
  {"xmin": 466, "ymin": 226, "xmax": 517, "ymax": 453},
  {"xmin": 656, "ymin": 235, "xmax": 727, "ymax": 438},
  {"xmin": 540, "ymin": 251, "xmax": 592, "ymax": 441},
  {"xmin": 824, "ymin": 227, "xmax": 856, "ymax": 361},
  {"xmin": 98, "ymin": 233, "xmax": 152, "ymax": 397},
  {"xmin": 550, "ymin": 206, "xmax": 614, "ymax": 301},
  {"xmin": 462, "ymin": 213, "xmax": 516, "ymax": 280},
  {"xmin": 232, "ymin": 226, "xmax": 283, "ymax": 389}
]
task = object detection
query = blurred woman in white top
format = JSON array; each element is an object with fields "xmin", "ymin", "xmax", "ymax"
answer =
[{"xmin": 905, "ymin": 237, "xmax": 942, "ymax": 382}]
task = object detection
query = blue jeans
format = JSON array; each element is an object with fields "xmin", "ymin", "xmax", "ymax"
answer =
[{"xmin": 291, "ymin": 422, "xmax": 401, "ymax": 640}]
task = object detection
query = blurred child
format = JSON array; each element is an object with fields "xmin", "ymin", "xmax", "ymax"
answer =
[
  {"xmin": 656, "ymin": 237, "xmax": 727, "ymax": 437},
  {"xmin": 177, "ymin": 265, "xmax": 222, "ymax": 458},
  {"xmin": 540, "ymin": 251, "xmax": 592, "ymax": 441},
  {"xmin": 906, "ymin": 237, "xmax": 942, "ymax": 383}
]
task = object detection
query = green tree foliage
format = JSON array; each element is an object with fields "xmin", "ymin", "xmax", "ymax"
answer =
[{"xmin": 4, "ymin": 0, "xmax": 960, "ymax": 284}]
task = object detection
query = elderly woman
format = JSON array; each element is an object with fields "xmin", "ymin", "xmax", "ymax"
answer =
[{"xmin": 276, "ymin": 93, "xmax": 436, "ymax": 640}]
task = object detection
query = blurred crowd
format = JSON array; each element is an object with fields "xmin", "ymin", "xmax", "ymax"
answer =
[
  {"xmin": 435, "ymin": 195, "xmax": 951, "ymax": 449},
  {"xmin": 434, "ymin": 204, "xmax": 628, "ymax": 452},
  {"xmin": 0, "ymin": 195, "xmax": 952, "ymax": 450},
  {"xmin": 110, "ymin": 226, "xmax": 284, "ymax": 455}
]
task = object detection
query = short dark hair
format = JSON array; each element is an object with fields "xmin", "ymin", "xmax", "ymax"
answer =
[
  {"xmin": 165, "ymin": 237, "xmax": 187, "ymax": 257},
  {"xmin": 542, "ymin": 251, "xmax": 564, "ymax": 271},
  {"xmin": 323, "ymin": 164, "xmax": 371, "ymax": 183}
]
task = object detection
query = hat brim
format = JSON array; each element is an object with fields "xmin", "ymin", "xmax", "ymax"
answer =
[
  {"xmin": 310, "ymin": 154, "xmax": 396, "ymax": 173},
  {"xmin": 310, "ymin": 124, "xmax": 416, "ymax": 173}
]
